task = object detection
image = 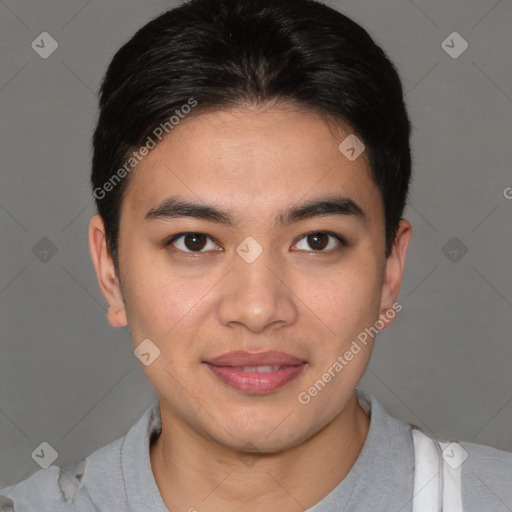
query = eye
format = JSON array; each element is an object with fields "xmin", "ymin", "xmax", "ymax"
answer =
[
  {"xmin": 165, "ymin": 232, "xmax": 219, "ymax": 253},
  {"xmin": 164, "ymin": 230, "xmax": 346, "ymax": 256},
  {"xmin": 292, "ymin": 231, "xmax": 346, "ymax": 252}
]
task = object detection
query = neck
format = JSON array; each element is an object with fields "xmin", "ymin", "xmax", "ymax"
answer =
[{"xmin": 150, "ymin": 393, "xmax": 370, "ymax": 512}]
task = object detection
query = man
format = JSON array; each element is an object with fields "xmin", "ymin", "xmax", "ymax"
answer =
[{"xmin": 2, "ymin": 0, "xmax": 511, "ymax": 510}]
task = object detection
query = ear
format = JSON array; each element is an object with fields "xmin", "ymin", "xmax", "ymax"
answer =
[
  {"xmin": 88, "ymin": 215, "xmax": 128, "ymax": 328},
  {"xmin": 379, "ymin": 218, "xmax": 412, "ymax": 327}
]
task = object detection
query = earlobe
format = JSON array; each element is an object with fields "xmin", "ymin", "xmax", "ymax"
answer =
[
  {"xmin": 88, "ymin": 215, "xmax": 128, "ymax": 328},
  {"xmin": 379, "ymin": 219, "xmax": 412, "ymax": 322},
  {"xmin": 107, "ymin": 305, "xmax": 128, "ymax": 328}
]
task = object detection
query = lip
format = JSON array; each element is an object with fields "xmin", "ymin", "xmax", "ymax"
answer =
[
  {"xmin": 204, "ymin": 350, "xmax": 306, "ymax": 367},
  {"xmin": 203, "ymin": 351, "xmax": 307, "ymax": 394}
]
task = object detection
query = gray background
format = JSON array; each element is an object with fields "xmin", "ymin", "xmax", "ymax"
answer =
[{"xmin": 1, "ymin": 0, "xmax": 511, "ymax": 488}]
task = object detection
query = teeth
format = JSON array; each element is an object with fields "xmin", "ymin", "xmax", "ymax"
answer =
[{"xmin": 234, "ymin": 365, "xmax": 281, "ymax": 373}]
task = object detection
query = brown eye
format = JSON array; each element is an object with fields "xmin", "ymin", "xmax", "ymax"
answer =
[
  {"xmin": 183, "ymin": 233, "xmax": 207, "ymax": 251},
  {"xmin": 166, "ymin": 233, "xmax": 218, "ymax": 253},
  {"xmin": 307, "ymin": 232, "xmax": 329, "ymax": 250},
  {"xmin": 293, "ymin": 231, "xmax": 345, "ymax": 252}
]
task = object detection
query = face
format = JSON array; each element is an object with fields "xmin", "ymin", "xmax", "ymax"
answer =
[{"xmin": 89, "ymin": 105, "xmax": 411, "ymax": 452}]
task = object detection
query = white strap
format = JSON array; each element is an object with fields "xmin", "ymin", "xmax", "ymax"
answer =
[
  {"xmin": 439, "ymin": 440, "xmax": 464, "ymax": 512},
  {"xmin": 412, "ymin": 428, "xmax": 464, "ymax": 512},
  {"xmin": 412, "ymin": 428, "xmax": 440, "ymax": 512}
]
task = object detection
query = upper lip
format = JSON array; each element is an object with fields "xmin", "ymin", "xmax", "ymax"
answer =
[{"xmin": 205, "ymin": 350, "xmax": 306, "ymax": 367}]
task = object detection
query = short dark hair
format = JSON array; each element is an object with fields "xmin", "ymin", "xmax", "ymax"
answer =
[{"xmin": 91, "ymin": 0, "xmax": 412, "ymax": 277}]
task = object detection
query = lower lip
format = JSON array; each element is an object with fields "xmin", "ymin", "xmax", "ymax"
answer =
[{"xmin": 204, "ymin": 363, "xmax": 307, "ymax": 394}]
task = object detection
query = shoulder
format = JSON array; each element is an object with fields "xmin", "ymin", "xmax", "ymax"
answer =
[
  {"xmin": 459, "ymin": 439, "xmax": 512, "ymax": 510},
  {"xmin": 0, "ymin": 436, "xmax": 126, "ymax": 511},
  {"xmin": 409, "ymin": 424, "xmax": 511, "ymax": 511},
  {"xmin": 461, "ymin": 438, "xmax": 512, "ymax": 470},
  {"xmin": 1, "ymin": 401, "xmax": 160, "ymax": 511}
]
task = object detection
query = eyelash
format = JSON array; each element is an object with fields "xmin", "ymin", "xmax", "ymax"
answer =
[{"xmin": 163, "ymin": 231, "xmax": 347, "ymax": 256}]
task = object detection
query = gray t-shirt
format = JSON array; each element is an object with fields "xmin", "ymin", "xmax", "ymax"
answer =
[{"xmin": 1, "ymin": 388, "xmax": 511, "ymax": 511}]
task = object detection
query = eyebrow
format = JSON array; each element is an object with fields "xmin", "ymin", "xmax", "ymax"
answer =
[{"xmin": 144, "ymin": 195, "xmax": 366, "ymax": 227}]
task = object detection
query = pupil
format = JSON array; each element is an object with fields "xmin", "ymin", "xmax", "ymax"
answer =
[
  {"xmin": 308, "ymin": 233, "xmax": 328, "ymax": 250},
  {"xmin": 185, "ymin": 233, "xmax": 206, "ymax": 251}
]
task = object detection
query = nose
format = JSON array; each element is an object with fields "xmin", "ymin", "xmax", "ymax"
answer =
[{"xmin": 217, "ymin": 249, "xmax": 298, "ymax": 334}]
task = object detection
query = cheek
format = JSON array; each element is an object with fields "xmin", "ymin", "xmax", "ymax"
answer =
[
  {"xmin": 303, "ymin": 256, "xmax": 382, "ymax": 331},
  {"xmin": 120, "ymin": 251, "xmax": 208, "ymax": 341}
]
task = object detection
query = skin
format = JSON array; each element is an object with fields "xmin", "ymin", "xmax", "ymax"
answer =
[{"xmin": 89, "ymin": 104, "xmax": 412, "ymax": 511}]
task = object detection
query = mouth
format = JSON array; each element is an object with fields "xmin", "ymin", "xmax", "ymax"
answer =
[{"xmin": 203, "ymin": 350, "xmax": 307, "ymax": 394}]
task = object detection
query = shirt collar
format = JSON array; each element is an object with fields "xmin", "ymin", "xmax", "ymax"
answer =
[{"xmin": 122, "ymin": 399, "xmax": 167, "ymax": 510}]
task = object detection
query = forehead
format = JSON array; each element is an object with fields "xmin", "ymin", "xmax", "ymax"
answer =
[{"xmin": 120, "ymin": 107, "xmax": 382, "ymax": 225}]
